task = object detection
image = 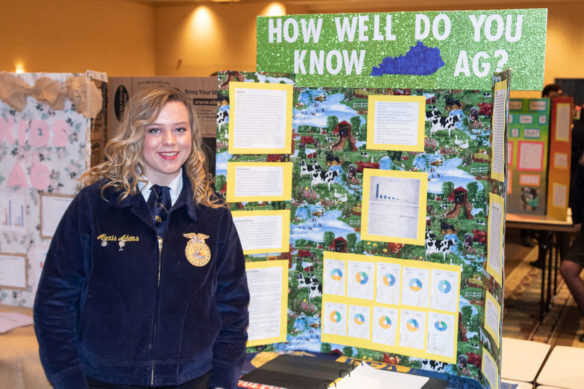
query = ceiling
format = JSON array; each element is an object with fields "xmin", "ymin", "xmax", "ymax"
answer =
[{"xmin": 127, "ymin": 0, "xmax": 584, "ymax": 10}]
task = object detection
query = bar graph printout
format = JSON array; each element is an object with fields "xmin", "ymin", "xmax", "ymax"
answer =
[
  {"xmin": 361, "ymin": 170, "xmax": 427, "ymax": 245},
  {"xmin": 0, "ymin": 192, "xmax": 26, "ymax": 233}
]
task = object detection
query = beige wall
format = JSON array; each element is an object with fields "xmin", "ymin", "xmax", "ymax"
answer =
[
  {"xmin": 152, "ymin": 1, "xmax": 584, "ymax": 94},
  {"xmin": 0, "ymin": 0, "xmax": 156, "ymax": 76},
  {"xmin": 1, "ymin": 0, "xmax": 583, "ymax": 91},
  {"xmin": 153, "ymin": 2, "xmax": 307, "ymax": 76}
]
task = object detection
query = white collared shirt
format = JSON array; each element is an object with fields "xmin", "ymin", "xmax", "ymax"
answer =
[{"xmin": 139, "ymin": 173, "xmax": 183, "ymax": 207}]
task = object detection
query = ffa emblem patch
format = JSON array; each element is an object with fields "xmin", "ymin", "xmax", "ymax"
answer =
[{"xmin": 183, "ymin": 233, "xmax": 211, "ymax": 267}]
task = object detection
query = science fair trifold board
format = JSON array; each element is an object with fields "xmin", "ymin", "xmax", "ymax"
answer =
[
  {"xmin": 216, "ymin": 69, "xmax": 510, "ymax": 389},
  {"xmin": 216, "ymin": 8, "xmax": 541, "ymax": 389},
  {"xmin": 0, "ymin": 72, "xmax": 99, "ymax": 307}
]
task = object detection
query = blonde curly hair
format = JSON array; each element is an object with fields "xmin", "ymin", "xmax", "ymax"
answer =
[{"xmin": 80, "ymin": 86, "xmax": 222, "ymax": 208}]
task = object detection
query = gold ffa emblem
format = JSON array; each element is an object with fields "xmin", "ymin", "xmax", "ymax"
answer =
[{"xmin": 183, "ymin": 233, "xmax": 211, "ymax": 267}]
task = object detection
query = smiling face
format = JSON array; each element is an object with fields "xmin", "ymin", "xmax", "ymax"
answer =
[{"xmin": 142, "ymin": 101, "xmax": 193, "ymax": 185}]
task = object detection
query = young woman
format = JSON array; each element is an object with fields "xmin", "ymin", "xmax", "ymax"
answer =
[{"xmin": 34, "ymin": 87, "xmax": 249, "ymax": 389}]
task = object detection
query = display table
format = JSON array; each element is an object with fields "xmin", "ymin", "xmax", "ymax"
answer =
[
  {"xmin": 506, "ymin": 213, "xmax": 576, "ymax": 321},
  {"xmin": 501, "ymin": 337, "xmax": 550, "ymax": 383},
  {"xmin": 536, "ymin": 345, "xmax": 584, "ymax": 389},
  {"xmin": 0, "ymin": 304, "xmax": 51, "ymax": 389}
]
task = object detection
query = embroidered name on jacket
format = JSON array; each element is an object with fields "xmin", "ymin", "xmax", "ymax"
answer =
[
  {"xmin": 97, "ymin": 233, "xmax": 140, "ymax": 251},
  {"xmin": 183, "ymin": 233, "xmax": 211, "ymax": 267}
]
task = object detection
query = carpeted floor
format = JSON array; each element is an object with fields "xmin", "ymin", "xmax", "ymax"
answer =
[{"xmin": 503, "ymin": 228, "xmax": 584, "ymax": 347}]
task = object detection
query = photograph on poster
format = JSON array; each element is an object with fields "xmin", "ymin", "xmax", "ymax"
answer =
[
  {"xmin": 228, "ymin": 82, "xmax": 293, "ymax": 154},
  {"xmin": 361, "ymin": 169, "xmax": 427, "ymax": 245},
  {"xmin": 232, "ymin": 210, "xmax": 290, "ymax": 254},
  {"xmin": 246, "ymin": 260, "xmax": 288, "ymax": 346},
  {"xmin": 366, "ymin": 95, "xmax": 425, "ymax": 152}
]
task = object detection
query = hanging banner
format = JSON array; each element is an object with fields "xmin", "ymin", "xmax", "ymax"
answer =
[{"xmin": 257, "ymin": 9, "xmax": 546, "ymax": 90}]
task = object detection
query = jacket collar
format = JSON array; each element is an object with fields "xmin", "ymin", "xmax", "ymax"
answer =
[{"xmin": 102, "ymin": 170, "xmax": 198, "ymax": 222}]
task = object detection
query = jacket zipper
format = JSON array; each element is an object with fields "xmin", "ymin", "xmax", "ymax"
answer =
[{"xmin": 151, "ymin": 236, "xmax": 163, "ymax": 386}]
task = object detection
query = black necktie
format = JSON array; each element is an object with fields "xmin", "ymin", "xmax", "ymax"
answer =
[{"xmin": 147, "ymin": 184, "xmax": 171, "ymax": 236}]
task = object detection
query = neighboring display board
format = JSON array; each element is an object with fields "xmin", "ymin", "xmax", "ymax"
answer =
[
  {"xmin": 257, "ymin": 9, "xmax": 546, "ymax": 90},
  {"xmin": 0, "ymin": 72, "xmax": 95, "ymax": 307},
  {"xmin": 547, "ymin": 97, "xmax": 573, "ymax": 220},
  {"xmin": 506, "ymin": 98, "xmax": 550, "ymax": 216},
  {"xmin": 215, "ymin": 71, "xmax": 509, "ymax": 389},
  {"xmin": 107, "ymin": 77, "xmax": 218, "ymax": 139}
]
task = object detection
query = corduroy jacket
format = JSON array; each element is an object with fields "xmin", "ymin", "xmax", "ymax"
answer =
[{"xmin": 34, "ymin": 174, "xmax": 249, "ymax": 389}]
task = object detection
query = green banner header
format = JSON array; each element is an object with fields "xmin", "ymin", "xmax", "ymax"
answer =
[{"xmin": 256, "ymin": 9, "xmax": 547, "ymax": 90}]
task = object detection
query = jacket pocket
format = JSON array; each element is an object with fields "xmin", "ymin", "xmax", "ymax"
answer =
[{"xmin": 80, "ymin": 283, "xmax": 128, "ymax": 360}]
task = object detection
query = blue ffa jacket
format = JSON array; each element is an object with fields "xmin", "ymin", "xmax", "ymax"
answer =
[{"xmin": 33, "ymin": 175, "xmax": 250, "ymax": 389}]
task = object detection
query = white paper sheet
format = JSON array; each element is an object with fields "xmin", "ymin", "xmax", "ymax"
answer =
[
  {"xmin": 552, "ymin": 183, "xmax": 568, "ymax": 208},
  {"xmin": 246, "ymin": 265, "xmax": 284, "ymax": 342},
  {"xmin": 367, "ymin": 175, "xmax": 420, "ymax": 240},
  {"xmin": 233, "ymin": 213, "xmax": 284, "ymax": 252},
  {"xmin": 401, "ymin": 266, "xmax": 430, "ymax": 308},
  {"xmin": 334, "ymin": 362, "xmax": 429, "ymax": 389},
  {"xmin": 371, "ymin": 306, "xmax": 398, "ymax": 346},
  {"xmin": 233, "ymin": 87, "xmax": 287, "ymax": 149},
  {"xmin": 492, "ymin": 84, "xmax": 507, "ymax": 179},
  {"xmin": 426, "ymin": 311, "xmax": 456, "ymax": 358},
  {"xmin": 324, "ymin": 258, "xmax": 346, "ymax": 296},
  {"xmin": 234, "ymin": 165, "xmax": 284, "ymax": 197},
  {"xmin": 323, "ymin": 302, "xmax": 347, "ymax": 337},
  {"xmin": 398, "ymin": 309, "xmax": 426, "ymax": 350},
  {"xmin": 485, "ymin": 293, "xmax": 501, "ymax": 345},
  {"xmin": 518, "ymin": 142, "xmax": 543, "ymax": 171},
  {"xmin": 429, "ymin": 268, "xmax": 459, "ymax": 312},
  {"xmin": 488, "ymin": 200, "xmax": 504, "ymax": 278},
  {"xmin": 555, "ymin": 103, "xmax": 571, "ymax": 142},
  {"xmin": 347, "ymin": 260, "xmax": 375, "ymax": 300},
  {"xmin": 373, "ymin": 100, "xmax": 420, "ymax": 146},
  {"xmin": 347, "ymin": 305, "xmax": 370, "ymax": 339},
  {"xmin": 376, "ymin": 262, "xmax": 401, "ymax": 305},
  {"xmin": 0, "ymin": 254, "xmax": 26, "ymax": 289},
  {"xmin": 41, "ymin": 194, "xmax": 73, "ymax": 238}
]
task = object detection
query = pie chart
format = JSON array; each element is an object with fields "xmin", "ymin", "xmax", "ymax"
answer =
[
  {"xmin": 330, "ymin": 311, "xmax": 342, "ymax": 323},
  {"xmin": 354, "ymin": 313, "xmax": 365, "ymax": 325},
  {"xmin": 330, "ymin": 268, "xmax": 343, "ymax": 281},
  {"xmin": 383, "ymin": 273, "xmax": 396, "ymax": 287},
  {"xmin": 434, "ymin": 320, "xmax": 448, "ymax": 331},
  {"xmin": 409, "ymin": 278, "xmax": 423, "ymax": 291},
  {"xmin": 406, "ymin": 318, "xmax": 419, "ymax": 332},
  {"xmin": 438, "ymin": 279, "xmax": 451, "ymax": 294},
  {"xmin": 356, "ymin": 271, "xmax": 369, "ymax": 285},
  {"xmin": 379, "ymin": 315, "xmax": 392, "ymax": 329}
]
